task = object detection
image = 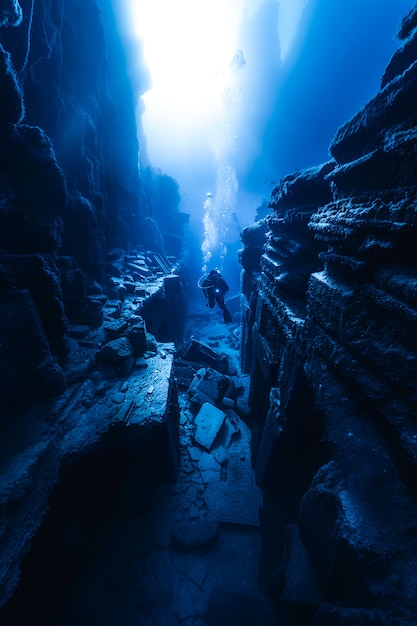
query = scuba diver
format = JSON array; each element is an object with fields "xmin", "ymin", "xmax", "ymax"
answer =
[{"xmin": 201, "ymin": 269, "xmax": 233, "ymax": 324}]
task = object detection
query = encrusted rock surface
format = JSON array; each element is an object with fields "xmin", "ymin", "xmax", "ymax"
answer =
[
  {"xmin": 240, "ymin": 4, "xmax": 417, "ymax": 623},
  {"xmin": 0, "ymin": 0, "xmax": 189, "ymax": 417}
]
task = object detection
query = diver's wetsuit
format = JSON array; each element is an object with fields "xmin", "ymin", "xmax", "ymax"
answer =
[{"xmin": 202, "ymin": 270, "xmax": 233, "ymax": 323}]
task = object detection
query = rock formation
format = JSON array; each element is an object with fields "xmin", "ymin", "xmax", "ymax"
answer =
[
  {"xmin": 0, "ymin": 0, "xmax": 189, "ymax": 416},
  {"xmin": 1, "ymin": 0, "xmax": 417, "ymax": 623},
  {"xmin": 0, "ymin": 0, "xmax": 188, "ymax": 609},
  {"xmin": 240, "ymin": 4, "xmax": 417, "ymax": 623}
]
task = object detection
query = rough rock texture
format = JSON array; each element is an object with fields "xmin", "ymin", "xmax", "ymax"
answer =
[
  {"xmin": 0, "ymin": 123, "xmax": 67, "ymax": 253},
  {"xmin": 0, "ymin": 0, "xmax": 189, "ymax": 610},
  {"xmin": 241, "ymin": 4, "xmax": 417, "ymax": 624},
  {"xmin": 0, "ymin": 0, "xmax": 191, "ymax": 412}
]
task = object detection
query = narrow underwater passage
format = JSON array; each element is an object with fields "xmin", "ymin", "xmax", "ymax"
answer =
[
  {"xmin": 1, "ymin": 302, "xmax": 280, "ymax": 626},
  {"xmin": 2, "ymin": 2, "xmax": 417, "ymax": 624},
  {"xmin": 56, "ymin": 312, "xmax": 270, "ymax": 626}
]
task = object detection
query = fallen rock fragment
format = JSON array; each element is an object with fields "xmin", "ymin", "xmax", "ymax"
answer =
[
  {"xmin": 98, "ymin": 337, "xmax": 133, "ymax": 363},
  {"xmin": 193, "ymin": 402, "xmax": 226, "ymax": 451}
]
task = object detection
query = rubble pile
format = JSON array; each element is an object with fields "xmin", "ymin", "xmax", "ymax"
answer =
[{"xmin": 55, "ymin": 319, "xmax": 269, "ymax": 625}]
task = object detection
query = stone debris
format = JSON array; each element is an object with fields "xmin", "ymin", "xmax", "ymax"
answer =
[
  {"xmin": 103, "ymin": 318, "xmax": 129, "ymax": 339},
  {"xmin": 212, "ymin": 446, "xmax": 227, "ymax": 465},
  {"xmin": 197, "ymin": 451, "xmax": 222, "ymax": 483},
  {"xmin": 175, "ymin": 337, "xmax": 229, "ymax": 375},
  {"xmin": 187, "ymin": 367, "xmax": 251, "ymax": 419},
  {"xmin": 98, "ymin": 336, "xmax": 133, "ymax": 363},
  {"xmin": 188, "ymin": 446, "xmax": 203, "ymax": 462},
  {"xmin": 193, "ymin": 402, "xmax": 226, "ymax": 451},
  {"xmin": 1, "ymin": 253, "xmax": 262, "ymax": 623},
  {"xmin": 214, "ymin": 412, "xmax": 241, "ymax": 449}
]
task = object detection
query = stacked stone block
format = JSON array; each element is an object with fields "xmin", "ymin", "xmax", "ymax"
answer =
[{"xmin": 242, "ymin": 5, "xmax": 417, "ymax": 623}]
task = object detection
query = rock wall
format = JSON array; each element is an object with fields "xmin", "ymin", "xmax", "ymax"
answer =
[
  {"xmin": 2, "ymin": 0, "xmax": 143, "ymax": 276},
  {"xmin": 0, "ymin": 1, "xmax": 188, "ymax": 608},
  {"xmin": 241, "ymin": 5, "xmax": 417, "ymax": 624},
  {"xmin": 0, "ymin": 0, "xmax": 188, "ymax": 415}
]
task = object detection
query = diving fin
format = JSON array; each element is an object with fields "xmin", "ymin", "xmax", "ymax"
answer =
[{"xmin": 223, "ymin": 307, "xmax": 233, "ymax": 324}]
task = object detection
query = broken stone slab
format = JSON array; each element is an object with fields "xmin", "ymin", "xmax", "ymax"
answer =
[
  {"xmin": 126, "ymin": 261, "xmax": 151, "ymax": 276},
  {"xmin": 230, "ymin": 374, "xmax": 251, "ymax": 418},
  {"xmin": 205, "ymin": 418, "xmax": 263, "ymax": 526},
  {"xmin": 103, "ymin": 318, "xmax": 129, "ymax": 339},
  {"xmin": 106, "ymin": 262, "xmax": 122, "ymax": 277},
  {"xmin": 187, "ymin": 369, "xmax": 251, "ymax": 421},
  {"xmin": 176, "ymin": 337, "xmax": 229, "ymax": 374},
  {"xmin": 198, "ymin": 451, "xmax": 222, "ymax": 483},
  {"xmin": 98, "ymin": 337, "xmax": 133, "ymax": 363},
  {"xmin": 183, "ymin": 484, "xmax": 199, "ymax": 505},
  {"xmin": 104, "ymin": 299, "xmax": 123, "ymax": 318},
  {"xmin": 187, "ymin": 367, "xmax": 228, "ymax": 407},
  {"xmin": 172, "ymin": 360, "xmax": 200, "ymax": 388},
  {"xmin": 63, "ymin": 349, "xmax": 179, "ymax": 481},
  {"xmin": 204, "ymin": 480, "xmax": 262, "ymax": 527},
  {"xmin": 127, "ymin": 320, "xmax": 147, "ymax": 354},
  {"xmin": 212, "ymin": 446, "xmax": 227, "ymax": 465},
  {"xmin": 193, "ymin": 402, "xmax": 226, "ymax": 451},
  {"xmin": 173, "ymin": 519, "xmax": 219, "ymax": 550},
  {"xmin": 79, "ymin": 296, "xmax": 104, "ymax": 327},
  {"xmin": 188, "ymin": 446, "xmax": 203, "ymax": 462},
  {"xmin": 217, "ymin": 411, "xmax": 241, "ymax": 449}
]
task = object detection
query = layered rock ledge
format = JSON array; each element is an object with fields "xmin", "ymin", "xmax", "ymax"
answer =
[{"xmin": 240, "ymin": 5, "xmax": 417, "ymax": 623}]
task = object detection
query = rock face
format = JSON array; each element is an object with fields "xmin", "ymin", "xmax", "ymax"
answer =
[
  {"xmin": 241, "ymin": 5, "xmax": 417, "ymax": 624},
  {"xmin": 0, "ymin": 0, "xmax": 188, "ymax": 610},
  {"xmin": 0, "ymin": 1, "xmax": 189, "ymax": 415}
]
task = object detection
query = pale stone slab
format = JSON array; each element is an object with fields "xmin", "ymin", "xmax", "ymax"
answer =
[{"xmin": 194, "ymin": 402, "xmax": 226, "ymax": 451}]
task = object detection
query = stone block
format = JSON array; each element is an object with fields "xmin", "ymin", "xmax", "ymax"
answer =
[
  {"xmin": 128, "ymin": 320, "xmax": 147, "ymax": 354},
  {"xmin": 98, "ymin": 337, "xmax": 133, "ymax": 363},
  {"xmin": 103, "ymin": 318, "xmax": 129, "ymax": 339},
  {"xmin": 176, "ymin": 337, "xmax": 229, "ymax": 374},
  {"xmin": 194, "ymin": 403, "xmax": 226, "ymax": 451}
]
